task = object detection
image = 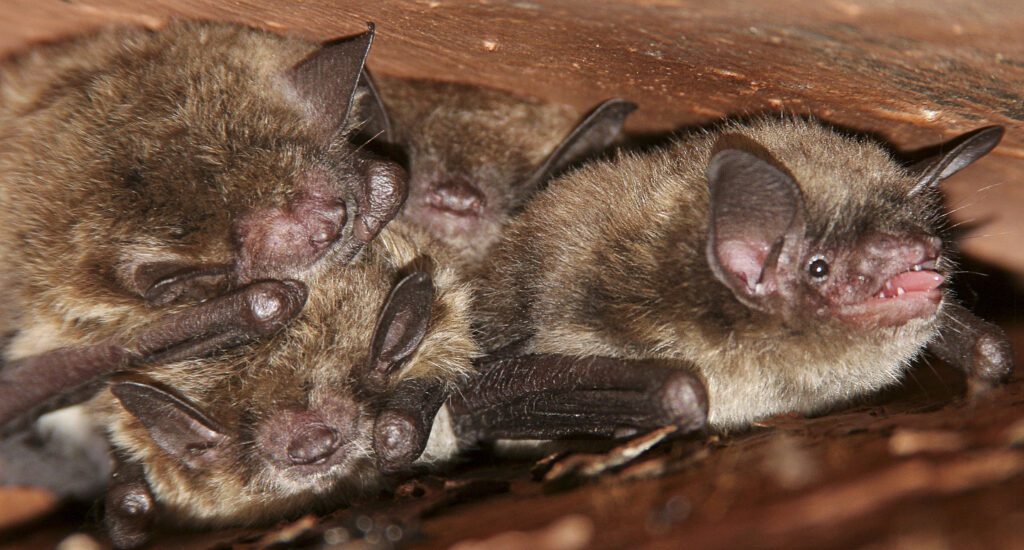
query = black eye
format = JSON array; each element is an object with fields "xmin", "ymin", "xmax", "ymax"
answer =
[{"xmin": 808, "ymin": 257, "xmax": 829, "ymax": 279}]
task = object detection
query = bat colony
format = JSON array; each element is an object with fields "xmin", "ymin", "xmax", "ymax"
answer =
[{"xmin": 0, "ymin": 20, "xmax": 1013, "ymax": 548}]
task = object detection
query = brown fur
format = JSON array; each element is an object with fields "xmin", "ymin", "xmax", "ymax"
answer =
[
  {"xmin": 478, "ymin": 118, "xmax": 954, "ymax": 429},
  {"xmin": 375, "ymin": 77, "xmax": 581, "ymax": 266},
  {"xmin": 88, "ymin": 220, "xmax": 476, "ymax": 527},
  {"xmin": 0, "ymin": 21, "xmax": 381, "ymax": 360},
  {"xmin": 0, "ymin": 21, "xmax": 477, "ymax": 529}
]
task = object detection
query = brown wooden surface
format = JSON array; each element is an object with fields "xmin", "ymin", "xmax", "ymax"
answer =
[{"xmin": 0, "ymin": 2, "xmax": 1023, "ymax": 549}]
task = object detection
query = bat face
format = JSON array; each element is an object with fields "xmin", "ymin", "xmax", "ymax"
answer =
[
  {"xmin": 705, "ymin": 123, "xmax": 1003, "ymax": 335},
  {"xmin": 0, "ymin": 22, "xmax": 407, "ymax": 329},
  {"xmin": 706, "ymin": 148, "xmax": 946, "ymax": 331},
  {"xmin": 798, "ymin": 227, "xmax": 944, "ymax": 327},
  {"xmin": 98, "ymin": 227, "xmax": 477, "ymax": 526},
  {"xmin": 372, "ymin": 77, "xmax": 635, "ymax": 264}
]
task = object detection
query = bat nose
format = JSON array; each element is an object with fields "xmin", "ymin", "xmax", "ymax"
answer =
[
  {"xmin": 863, "ymin": 232, "xmax": 940, "ymax": 265},
  {"xmin": 308, "ymin": 204, "xmax": 347, "ymax": 249},
  {"xmin": 427, "ymin": 180, "xmax": 485, "ymax": 215},
  {"xmin": 286, "ymin": 423, "xmax": 340, "ymax": 465}
]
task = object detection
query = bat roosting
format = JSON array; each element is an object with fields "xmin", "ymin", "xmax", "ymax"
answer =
[{"xmin": 456, "ymin": 118, "xmax": 1013, "ymax": 441}]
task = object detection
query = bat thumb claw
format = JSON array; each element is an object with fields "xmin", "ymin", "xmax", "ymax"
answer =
[
  {"xmin": 242, "ymin": 280, "xmax": 308, "ymax": 335},
  {"xmin": 105, "ymin": 482, "xmax": 155, "ymax": 549},
  {"xmin": 658, "ymin": 371, "xmax": 709, "ymax": 433},
  {"xmin": 373, "ymin": 410, "xmax": 426, "ymax": 474}
]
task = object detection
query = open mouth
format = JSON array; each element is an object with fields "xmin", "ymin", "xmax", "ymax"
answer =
[
  {"xmin": 872, "ymin": 260, "xmax": 943, "ymax": 300},
  {"xmin": 838, "ymin": 259, "xmax": 944, "ymax": 327}
]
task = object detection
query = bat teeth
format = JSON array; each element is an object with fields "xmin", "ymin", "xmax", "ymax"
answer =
[
  {"xmin": 912, "ymin": 264, "xmax": 922, "ymax": 272},
  {"xmin": 897, "ymin": 287, "xmax": 906, "ymax": 296}
]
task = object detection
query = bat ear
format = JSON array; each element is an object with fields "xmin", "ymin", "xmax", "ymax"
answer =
[
  {"xmin": 909, "ymin": 125, "xmax": 1004, "ymax": 195},
  {"xmin": 706, "ymin": 149, "xmax": 807, "ymax": 311},
  {"xmin": 351, "ymin": 69, "xmax": 393, "ymax": 143},
  {"xmin": 362, "ymin": 272, "xmax": 435, "ymax": 390},
  {"xmin": 111, "ymin": 380, "xmax": 228, "ymax": 469},
  {"xmin": 286, "ymin": 23, "xmax": 376, "ymax": 137},
  {"xmin": 523, "ymin": 98, "xmax": 637, "ymax": 191}
]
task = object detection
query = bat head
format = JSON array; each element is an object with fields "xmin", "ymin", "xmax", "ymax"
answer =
[
  {"xmin": 706, "ymin": 124, "xmax": 1003, "ymax": 329},
  {"xmin": 377, "ymin": 79, "xmax": 635, "ymax": 263},
  {"xmin": 59, "ymin": 23, "xmax": 411, "ymax": 308},
  {"xmin": 102, "ymin": 240, "xmax": 473, "ymax": 527}
]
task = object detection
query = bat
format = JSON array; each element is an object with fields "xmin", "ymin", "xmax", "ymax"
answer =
[
  {"xmin": 453, "ymin": 118, "xmax": 1013, "ymax": 441},
  {"xmin": 78, "ymin": 79, "xmax": 638, "ymax": 546},
  {"xmin": 88, "ymin": 221, "xmax": 476, "ymax": 548},
  {"xmin": 0, "ymin": 21, "xmax": 407, "ymax": 434},
  {"xmin": 364, "ymin": 76, "xmax": 636, "ymax": 267}
]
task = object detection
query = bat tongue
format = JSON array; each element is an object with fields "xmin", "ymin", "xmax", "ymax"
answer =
[{"xmin": 877, "ymin": 270, "xmax": 944, "ymax": 298}]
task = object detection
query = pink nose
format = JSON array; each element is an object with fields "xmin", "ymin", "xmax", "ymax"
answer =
[
  {"xmin": 427, "ymin": 180, "xmax": 485, "ymax": 215},
  {"xmin": 862, "ymin": 233, "xmax": 940, "ymax": 265},
  {"xmin": 286, "ymin": 423, "xmax": 340, "ymax": 465}
]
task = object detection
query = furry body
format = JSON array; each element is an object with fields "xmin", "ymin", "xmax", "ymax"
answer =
[
  {"xmin": 478, "ymin": 119, "xmax": 978, "ymax": 429},
  {"xmin": 0, "ymin": 22, "xmax": 476, "ymax": 533},
  {"xmin": 89, "ymin": 220, "xmax": 476, "ymax": 526},
  {"xmin": 376, "ymin": 77, "xmax": 632, "ymax": 267},
  {"xmin": 0, "ymin": 22, "xmax": 394, "ymax": 363}
]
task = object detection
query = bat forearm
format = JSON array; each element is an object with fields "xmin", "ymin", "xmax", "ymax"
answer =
[
  {"xmin": 0, "ymin": 280, "xmax": 307, "ymax": 434},
  {"xmin": 448, "ymin": 354, "xmax": 708, "ymax": 444}
]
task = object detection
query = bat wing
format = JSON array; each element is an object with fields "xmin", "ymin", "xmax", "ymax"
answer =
[
  {"xmin": 449, "ymin": 354, "xmax": 707, "ymax": 442},
  {"xmin": 0, "ymin": 280, "xmax": 307, "ymax": 435}
]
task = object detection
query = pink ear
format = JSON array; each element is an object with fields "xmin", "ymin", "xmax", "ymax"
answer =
[
  {"xmin": 705, "ymin": 148, "xmax": 805, "ymax": 311},
  {"xmin": 716, "ymin": 240, "xmax": 769, "ymax": 292}
]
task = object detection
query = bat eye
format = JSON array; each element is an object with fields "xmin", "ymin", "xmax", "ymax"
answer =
[{"xmin": 807, "ymin": 256, "xmax": 830, "ymax": 280}]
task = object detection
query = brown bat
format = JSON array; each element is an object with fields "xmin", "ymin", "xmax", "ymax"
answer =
[
  {"xmin": 89, "ymin": 221, "xmax": 476, "ymax": 548},
  {"xmin": 0, "ymin": 21, "xmax": 407, "ymax": 434},
  {"xmin": 453, "ymin": 118, "xmax": 1013, "ymax": 442},
  {"xmin": 365, "ymin": 75, "xmax": 636, "ymax": 267}
]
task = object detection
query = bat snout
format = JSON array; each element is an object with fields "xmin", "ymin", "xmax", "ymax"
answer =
[
  {"xmin": 426, "ymin": 179, "xmax": 486, "ymax": 216},
  {"xmin": 258, "ymin": 403, "xmax": 362, "ymax": 472},
  {"xmin": 286, "ymin": 423, "xmax": 340, "ymax": 465}
]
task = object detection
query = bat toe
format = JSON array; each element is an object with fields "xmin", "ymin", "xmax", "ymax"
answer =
[
  {"xmin": 105, "ymin": 482, "xmax": 155, "ymax": 550},
  {"xmin": 972, "ymin": 331, "xmax": 1014, "ymax": 385}
]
